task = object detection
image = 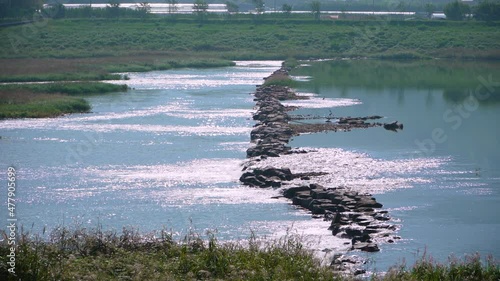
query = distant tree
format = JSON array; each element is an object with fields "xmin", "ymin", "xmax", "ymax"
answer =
[
  {"xmin": 252, "ymin": 0, "xmax": 265, "ymax": 14},
  {"xmin": 226, "ymin": 1, "xmax": 239, "ymax": 14},
  {"xmin": 282, "ymin": 3, "xmax": 292, "ymax": 17},
  {"xmin": 444, "ymin": 0, "xmax": 471, "ymax": 20},
  {"xmin": 11, "ymin": 0, "xmax": 43, "ymax": 10},
  {"xmin": 137, "ymin": 2, "xmax": 151, "ymax": 18},
  {"xmin": 340, "ymin": 2, "xmax": 348, "ymax": 14},
  {"xmin": 425, "ymin": 3, "xmax": 435, "ymax": 19},
  {"xmin": 396, "ymin": 0, "xmax": 407, "ymax": 12},
  {"xmin": 107, "ymin": 0, "xmax": 120, "ymax": 18},
  {"xmin": 311, "ymin": 1, "xmax": 321, "ymax": 21},
  {"xmin": 108, "ymin": 0, "xmax": 120, "ymax": 8},
  {"xmin": 166, "ymin": 0, "xmax": 178, "ymax": 14},
  {"xmin": 474, "ymin": 0, "xmax": 500, "ymax": 21},
  {"xmin": 44, "ymin": 3, "xmax": 65, "ymax": 19},
  {"xmin": 193, "ymin": 0, "xmax": 208, "ymax": 23},
  {"xmin": 76, "ymin": 5, "xmax": 93, "ymax": 18},
  {"xmin": 1, "ymin": 0, "xmax": 42, "ymax": 17}
]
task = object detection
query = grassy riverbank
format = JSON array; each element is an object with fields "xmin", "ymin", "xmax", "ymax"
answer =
[
  {"xmin": 1, "ymin": 19, "xmax": 499, "ymax": 62},
  {"xmin": 0, "ymin": 57, "xmax": 234, "ymax": 83},
  {"xmin": 0, "ymin": 82, "xmax": 127, "ymax": 119},
  {"xmin": 0, "ymin": 18, "xmax": 500, "ymax": 60},
  {"xmin": 0, "ymin": 90, "xmax": 90, "ymax": 119},
  {"xmin": 0, "ymin": 82, "xmax": 127, "ymax": 96},
  {"xmin": 292, "ymin": 59, "xmax": 500, "ymax": 89},
  {"xmin": 0, "ymin": 18, "xmax": 498, "ymax": 118},
  {"xmin": 0, "ymin": 227, "xmax": 498, "ymax": 280}
]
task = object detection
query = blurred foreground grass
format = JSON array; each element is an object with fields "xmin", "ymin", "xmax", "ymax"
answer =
[{"xmin": 0, "ymin": 226, "xmax": 498, "ymax": 280}]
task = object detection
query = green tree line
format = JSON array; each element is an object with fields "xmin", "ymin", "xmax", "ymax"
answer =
[
  {"xmin": 2, "ymin": 1, "xmax": 499, "ymax": 21},
  {"xmin": 444, "ymin": 0, "xmax": 500, "ymax": 21}
]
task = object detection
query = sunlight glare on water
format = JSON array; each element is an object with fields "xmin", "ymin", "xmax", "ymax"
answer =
[{"xmin": 247, "ymin": 147, "xmax": 449, "ymax": 194}]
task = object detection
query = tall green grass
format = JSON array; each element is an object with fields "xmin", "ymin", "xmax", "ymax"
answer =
[
  {"xmin": 379, "ymin": 253, "xmax": 500, "ymax": 281},
  {"xmin": 1, "ymin": 19, "xmax": 498, "ymax": 60},
  {"xmin": 0, "ymin": 226, "xmax": 498, "ymax": 280},
  {"xmin": 0, "ymin": 82, "xmax": 127, "ymax": 118},
  {"xmin": 0, "ymin": 226, "xmax": 342, "ymax": 281},
  {"xmin": 104, "ymin": 58, "xmax": 235, "ymax": 73},
  {"xmin": 263, "ymin": 76, "xmax": 300, "ymax": 87},
  {"xmin": 0, "ymin": 82, "xmax": 128, "ymax": 96},
  {"xmin": 291, "ymin": 59, "xmax": 500, "ymax": 91},
  {"xmin": 0, "ymin": 92, "xmax": 90, "ymax": 119},
  {"xmin": 0, "ymin": 73, "xmax": 123, "ymax": 83}
]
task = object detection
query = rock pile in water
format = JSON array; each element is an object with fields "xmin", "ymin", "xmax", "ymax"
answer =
[
  {"xmin": 283, "ymin": 184, "xmax": 398, "ymax": 253},
  {"xmin": 241, "ymin": 65, "xmax": 401, "ymax": 275}
]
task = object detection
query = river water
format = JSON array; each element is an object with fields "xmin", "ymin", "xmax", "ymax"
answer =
[
  {"xmin": 288, "ymin": 59, "xmax": 500, "ymax": 270},
  {"xmin": 0, "ymin": 60, "xmax": 499, "ymax": 271},
  {"xmin": 0, "ymin": 61, "xmax": 349, "ymax": 259}
]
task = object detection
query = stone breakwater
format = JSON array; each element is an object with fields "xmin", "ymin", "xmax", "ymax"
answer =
[{"xmin": 241, "ymin": 66, "xmax": 401, "ymax": 274}]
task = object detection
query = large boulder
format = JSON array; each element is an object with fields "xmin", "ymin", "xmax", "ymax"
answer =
[
  {"xmin": 254, "ymin": 167, "xmax": 292, "ymax": 180},
  {"xmin": 292, "ymin": 194, "xmax": 313, "ymax": 209},
  {"xmin": 355, "ymin": 197, "xmax": 383, "ymax": 209},
  {"xmin": 283, "ymin": 186, "xmax": 310, "ymax": 198}
]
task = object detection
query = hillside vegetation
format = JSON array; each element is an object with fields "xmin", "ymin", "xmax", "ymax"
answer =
[
  {"xmin": 0, "ymin": 17, "xmax": 498, "ymax": 118},
  {"xmin": 2, "ymin": 18, "xmax": 499, "ymax": 61},
  {"xmin": 0, "ymin": 227, "xmax": 499, "ymax": 280}
]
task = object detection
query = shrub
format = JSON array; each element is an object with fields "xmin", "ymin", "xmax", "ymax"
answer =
[
  {"xmin": 474, "ymin": 1, "xmax": 500, "ymax": 21},
  {"xmin": 444, "ymin": 1, "xmax": 472, "ymax": 21}
]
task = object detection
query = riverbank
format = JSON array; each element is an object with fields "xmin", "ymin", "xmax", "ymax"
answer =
[
  {"xmin": 0, "ymin": 226, "xmax": 498, "ymax": 280},
  {"xmin": 0, "ymin": 82, "xmax": 128, "ymax": 119},
  {"xmin": 0, "ymin": 54, "xmax": 235, "ymax": 119},
  {"xmin": 1, "ymin": 18, "xmax": 498, "ymax": 118},
  {"xmin": 0, "ymin": 90, "xmax": 90, "ymax": 119},
  {"xmin": 0, "ymin": 56, "xmax": 235, "ymax": 83},
  {"xmin": 1, "ymin": 19, "xmax": 499, "ymax": 61},
  {"xmin": 240, "ymin": 65, "xmax": 407, "ymax": 274},
  {"xmin": 0, "ymin": 56, "xmax": 232, "ymax": 118},
  {"xmin": 1, "ymin": 59, "xmax": 499, "ymax": 280}
]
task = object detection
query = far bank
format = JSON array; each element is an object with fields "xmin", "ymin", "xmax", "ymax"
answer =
[{"xmin": 0, "ymin": 18, "xmax": 498, "ymax": 118}]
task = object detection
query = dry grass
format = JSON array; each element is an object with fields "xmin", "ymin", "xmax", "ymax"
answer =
[
  {"xmin": 0, "ymin": 52, "xmax": 233, "ymax": 75},
  {"xmin": 0, "ymin": 54, "xmax": 177, "ymax": 76},
  {"xmin": 0, "ymin": 53, "xmax": 234, "ymax": 82},
  {"xmin": 0, "ymin": 89, "xmax": 57, "ymax": 104},
  {"xmin": 1, "ymin": 225, "xmax": 498, "ymax": 280}
]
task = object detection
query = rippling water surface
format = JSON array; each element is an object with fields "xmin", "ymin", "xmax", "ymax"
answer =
[
  {"xmin": 289, "ymin": 59, "xmax": 500, "ymax": 271},
  {"xmin": 1, "ymin": 60, "xmax": 499, "ymax": 271},
  {"xmin": 0, "ymin": 61, "xmax": 355, "ymax": 258}
]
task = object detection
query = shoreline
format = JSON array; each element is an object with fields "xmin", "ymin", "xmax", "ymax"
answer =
[
  {"xmin": 0, "ymin": 58, "xmax": 233, "ymax": 120},
  {"xmin": 0, "ymin": 82, "xmax": 128, "ymax": 119},
  {"xmin": 1, "ymin": 61, "xmax": 499, "ymax": 279},
  {"xmin": 241, "ymin": 64, "xmax": 402, "ymax": 274}
]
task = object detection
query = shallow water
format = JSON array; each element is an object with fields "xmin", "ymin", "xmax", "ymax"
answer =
[
  {"xmin": 289, "ymin": 59, "xmax": 500, "ymax": 270},
  {"xmin": 0, "ymin": 61, "xmax": 350, "ymax": 257},
  {"xmin": 1, "ymin": 60, "xmax": 499, "ymax": 272}
]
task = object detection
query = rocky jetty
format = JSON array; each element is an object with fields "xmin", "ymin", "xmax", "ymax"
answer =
[
  {"xmin": 246, "ymin": 83, "xmax": 297, "ymax": 158},
  {"xmin": 283, "ymin": 184, "xmax": 397, "ymax": 253},
  {"xmin": 383, "ymin": 121, "xmax": 404, "ymax": 132},
  {"xmin": 240, "ymin": 167, "xmax": 327, "ymax": 188},
  {"xmin": 241, "ymin": 65, "xmax": 401, "ymax": 275}
]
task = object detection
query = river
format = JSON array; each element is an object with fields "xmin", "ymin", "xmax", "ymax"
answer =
[
  {"xmin": 0, "ymin": 59, "xmax": 499, "ymax": 272},
  {"xmin": 288, "ymin": 59, "xmax": 500, "ymax": 270}
]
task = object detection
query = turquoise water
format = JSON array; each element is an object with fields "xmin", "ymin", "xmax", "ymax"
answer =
[
  {"xmin": 0, "ymin": 62, "xmax": 346, "ymax": 257},
  {"xmin": 1, "ymin": 60, "xmax": 499, "ymax": 271},
  {"xmin": 288, "ymin": 59, "xmax": 500, "ymax": 270}
]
